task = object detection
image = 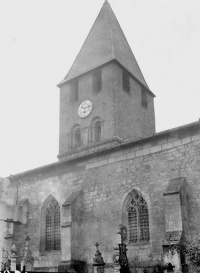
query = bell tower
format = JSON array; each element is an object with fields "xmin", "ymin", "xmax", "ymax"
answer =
[{"xmin": 57, "ymin": 1, "xmax": 155, "ymax": 160}]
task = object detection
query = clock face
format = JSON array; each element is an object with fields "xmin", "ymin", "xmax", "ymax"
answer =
[{"xmin": 78, "ymin": 100, "xmax": 93, "ymax": 118}]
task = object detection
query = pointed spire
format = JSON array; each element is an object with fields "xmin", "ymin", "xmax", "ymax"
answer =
[
  {"xmin": 104, "ymin": 0, "xmax": 110, "ymax": 7},
  {"xmin": 58, "ymin": 1, "xmax": 151, "ymax": 92}
]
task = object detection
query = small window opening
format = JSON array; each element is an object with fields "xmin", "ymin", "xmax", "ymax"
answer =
[
  {"xmin": 123, "ymin": 69, "xmax": 130, "ymax": 93},
  {"xmin": 142, "ymin": 88, "xmax": 148, "ymax": 108},
  {"xmin": 70, "ymin": 79, "xmax": 78, "ymax": 102},
  {"xmin": 93, "ymin": 69, "xmax": 102, "ymax": 93},
  {"xmin": 73, "ymin": 127, "xmax": 81, "ymax": 148},
  {"xmin": 94, "ymin": 120, "xmax": 101, "ymax": 142}
]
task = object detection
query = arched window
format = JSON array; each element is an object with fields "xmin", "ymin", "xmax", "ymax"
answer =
[
  {"xmin": 71, "ymin": 125, "xmax": 81, "ymax": 148},
  {"xmin": 94, "ymin": 120, "xmax": 101, "ymax": 142},
  {"xmin": 45, "ymin": 197, "xmax": 61, "ymax": 251},
  {"xmin": 40, "ymin": 195, "xmax": 61, "ymax": 252},
  {"xmin": 74, "ymin": 127, "xmax": 81, "ymax": 148},
  {"xmin": 90, "ymin": 117, "xmax": 101, "ymax": 143},
  {"xmin": 126, "ymin": 191, "xmax": 149, "ymax": 243}
]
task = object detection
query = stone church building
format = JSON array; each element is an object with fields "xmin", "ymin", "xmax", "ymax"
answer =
[{"xmin": 1, "ymin": 1, "xmax": 200, "ymax": 272}]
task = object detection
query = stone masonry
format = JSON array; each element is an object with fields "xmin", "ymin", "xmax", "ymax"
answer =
[
  {"xmin": 8, "ymin": 121, "xmax": 200, "ymax": 272},
  {"xmin": 1, "ymin": 1, "xmax": 200, "ymax": 273}
]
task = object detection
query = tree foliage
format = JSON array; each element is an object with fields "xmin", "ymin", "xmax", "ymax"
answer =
[{"xmin": 173, "ymin": 235, "xmax": 200, "ymax": 271}]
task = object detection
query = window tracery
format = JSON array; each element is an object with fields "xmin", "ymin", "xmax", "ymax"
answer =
[
  {"xmin": 126, "ymin": 191, "xmax": 149, "ymax": 243},
  {"xmin": 45, "ymin": 198, "xmax": 61, "ymax": 251}
]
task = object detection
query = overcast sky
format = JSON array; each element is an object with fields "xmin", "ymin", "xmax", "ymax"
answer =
[{"xmin": 0, "ymin": 0, "xmax": 200, "ymax": 177}]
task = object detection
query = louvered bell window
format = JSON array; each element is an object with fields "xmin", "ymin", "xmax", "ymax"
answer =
[
  {"xmin": 141, "ymin": 88, "xmax": 148, "ymax": 108},
  {"xmin": 123, "ymin": 69, "xmax": 130, "ymax": 93},
  {"xmin": 93, "ymin": 68, "xmax": 102, "ymax": 94}
]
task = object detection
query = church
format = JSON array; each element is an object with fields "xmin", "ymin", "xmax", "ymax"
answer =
[{"xmin": 1, "ymin": 1, "xmax": 200, "ymax": 273}]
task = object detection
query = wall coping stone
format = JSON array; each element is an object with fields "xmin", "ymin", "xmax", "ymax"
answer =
[
  {"xmin": 62, "ymin": 190, "xmax": 82, "ymax": 206},
  {"xmin": 163, "ymin": 177, "xmax": 186, "ymax": 196}
]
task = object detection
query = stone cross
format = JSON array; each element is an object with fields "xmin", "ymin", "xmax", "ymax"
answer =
[
  {"xmin": 95, "ymin": 242, "xmax": 99, "ymax": 252},
  {"xmin": 93, "ymin": 242, "xmax": 105, "ymax": 266}
]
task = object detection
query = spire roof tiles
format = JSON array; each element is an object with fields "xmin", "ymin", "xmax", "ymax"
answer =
[{"xmin": 58, "ymin": 1, "xmax": 151, "ymax": 92}]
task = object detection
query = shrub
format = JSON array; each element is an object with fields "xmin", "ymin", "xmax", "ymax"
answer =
[{"xmin": 173, "ymin": 235, "xmax": 200, "ymax": 272}]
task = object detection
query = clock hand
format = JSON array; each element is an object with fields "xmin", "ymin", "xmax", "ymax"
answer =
[
  {"xmin": 85, "ymin": 105, "xmax": 91, "ymax": 110},
  {"xmin": 80, "ymin": 106, "xmax": 86, "ymax": 111}
]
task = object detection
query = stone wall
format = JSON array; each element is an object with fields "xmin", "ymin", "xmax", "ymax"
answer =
[
  {"xmin": 9, "ymin": 121, "xmax": 200, "ymax": 271},
  {"xmin": 59, "ymin": 61, "xmax": 155, "ymax": 158},
  {"xmin": 59, "ymin": 63, "xmax": 115, "ymax": 155},
  {"xmin": 113, "ymin": 62, "xmax": 155, "ymax": 140}
]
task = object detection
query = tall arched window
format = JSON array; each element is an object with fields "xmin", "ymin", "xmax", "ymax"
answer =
[
  {"xmin": 71, "ymin": 125, "xmax": 81, "ymax": 149},
  {"xmin": 126, "ymin": 191, "xmax": 149, "ymax": 243},
  {"xmin": 90, "ymin": 117, "xmax": 101, "ymax": 143},
  {"xmin": 45, "ymin": 198, "xmax": 61, "ymax": 251}
]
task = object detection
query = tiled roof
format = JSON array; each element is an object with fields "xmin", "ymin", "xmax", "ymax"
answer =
[{"xmin": 58, "ymin": 1, "xmax": 150, "ymax": 90}]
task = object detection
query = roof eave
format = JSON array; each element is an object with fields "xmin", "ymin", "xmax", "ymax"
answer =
[{"xmin": 57, "ymin": 59, "xmax": 155, "ymax": 97}]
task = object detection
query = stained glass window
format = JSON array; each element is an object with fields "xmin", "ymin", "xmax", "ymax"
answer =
[
  {"xmin": 128, "ymin": 207, "xmax": 137, "ymax": 243},
  {"xmin": 127, "ymin": 191, "xmax": 149, "ymax": 243},
  {"xmin": 45, "ymin": 198, "xmax": 61, "ymax": 251}
]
